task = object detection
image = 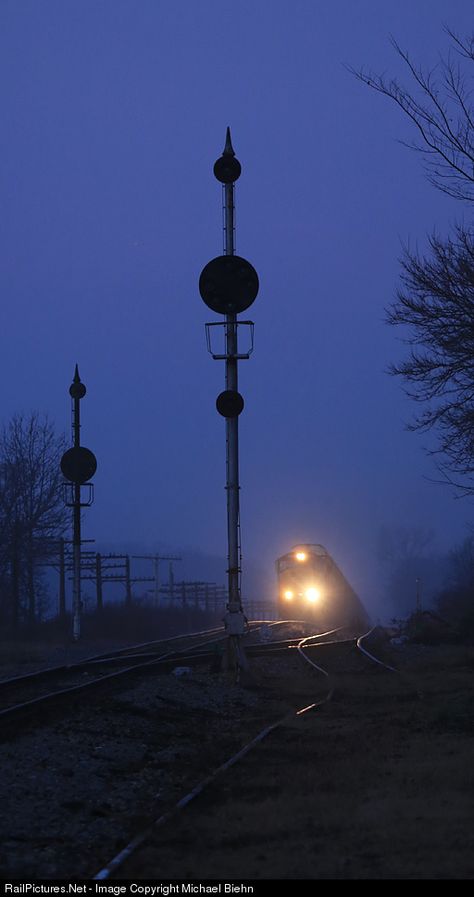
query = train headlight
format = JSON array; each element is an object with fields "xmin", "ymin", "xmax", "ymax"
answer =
[
  {"xmin": 305, "ymin": 587, "xmax": 320, "ymax": 603},
  {"xmin": 295, "ymin": 552, "xmax": 307, "ymax": 562},
  {"xmin": 283, "ymin": 590, "xmax": 294, "ymax": 600}
]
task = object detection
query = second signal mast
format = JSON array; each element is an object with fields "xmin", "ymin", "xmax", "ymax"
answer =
[{"xmin": 199, "ymin": 129, "xmax": 259, "ymax": 672}]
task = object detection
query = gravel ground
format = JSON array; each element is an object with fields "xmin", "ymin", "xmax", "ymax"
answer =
[
  {"xmin": 2, "ymin": 637, "xmax": 471, "ymax": 881},
  {"xmin": 118, "ymin": 642, "xmax": 474, "ymax": 881},
  {"xmin": 0, "ymin": 637, "xmax": 307, "ymax": 879}
]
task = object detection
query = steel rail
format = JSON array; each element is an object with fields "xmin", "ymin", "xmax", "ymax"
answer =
[
  {"xmin": 0, "ymin": 620, "xmax": 310, "ymax": 725},
  {"xmin": 94, "ymin": 699, "xmax": 329, "ymax": 879},
  {"xmin": 250, "ymin": 627, "xmax": 345, "ymax": 648},
  {"xmin": 356, "ymin": 627, "xmax": 399, "ymax": 673},
  {"xmin": 78, "ymin": 623, "xmax": 248, "ymax": 664},
  {"xmin": 0, "ymin": 631, "xmax": 250, "ymax": 725},
  {"xmin": 0, "ymin": 619, "xmax": 284, "ymax": 695},
  {"xmin": 0, "ymin": 625, "xmax": 231, "ymax": 690},
  {"xmin": 93, "ymin": 629, "xmax": 352, "ymax": 879}
]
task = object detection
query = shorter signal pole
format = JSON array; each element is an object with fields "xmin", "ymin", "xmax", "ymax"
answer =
[
  {"xmin": 72, "ymin": 372, "xmax": 82, "ymax": 640},
  {"xmin": 60, "ymin": 366, "xmax": 97, "ymax": 641}
]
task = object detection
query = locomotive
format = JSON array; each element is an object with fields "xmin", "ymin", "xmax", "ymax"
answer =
[{"xmin": 276, "ymin": 543, "xmax": 369, "ymax": 628}]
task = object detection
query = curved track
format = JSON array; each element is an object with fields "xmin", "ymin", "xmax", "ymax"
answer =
[
  {"xmin": 0, "ymin": 620, "xmax": 313, "ymax": 732},
  {"xmin": 0, "ymin": 625, "xmax": 254, "ymax": 729},
  {"xmin": 93, "ymin": 623, "xmax": 397, "ymax": 880}
]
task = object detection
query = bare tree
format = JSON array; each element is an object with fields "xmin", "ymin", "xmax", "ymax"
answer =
[
  {"xmin": 352, "ymin": 30, "xmax": 474, "ymax": 202},
  {"xmin": 352, "ymin": 30, "xmax": 474, "ymax": 491},
  {"xmin": 0, "ymin": 413, "xmax": 67, "ymax": 627},
  {"xmin": 389, "ymin": 227, "xmax": 474, "ymax": 485}
]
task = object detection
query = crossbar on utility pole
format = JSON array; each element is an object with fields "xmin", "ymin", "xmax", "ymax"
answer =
[{"xmin": 132, "ymin": 554, "xmax": 181, "ymax": 607}]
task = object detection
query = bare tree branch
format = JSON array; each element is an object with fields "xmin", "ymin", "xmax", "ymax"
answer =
[
  {"xmin": 349, "ymin": 31, "xmax": 474, "ymax": 202},
  {"xmin": 351, "ymin": 31, "xmax": 474, "ymax": 494}
]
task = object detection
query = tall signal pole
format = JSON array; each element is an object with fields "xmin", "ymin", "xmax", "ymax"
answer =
[
  {"xmin": 199, "ymin": 129, "xmax": 259, "ymax": 674},
  {"xmin": 223, "ymin": 132, "xmax": 240, "ymax": 629}
]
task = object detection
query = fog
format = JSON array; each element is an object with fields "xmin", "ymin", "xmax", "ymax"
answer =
[{"xmin": 1, "ymin": 0, "xmax": 473, "ymax": 621}]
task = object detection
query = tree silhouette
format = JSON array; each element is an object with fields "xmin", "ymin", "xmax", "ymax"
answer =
[
  {"xmin": 353, "ymin": 30, "xmax": 474, "ymax": 491},
  {"xmin": 0, "ymin": 413, "xmax": 67, "ymax": 627}
]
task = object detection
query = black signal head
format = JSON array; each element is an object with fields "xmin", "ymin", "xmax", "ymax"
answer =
[
  {"xmin": 213, "ymin": 155, "xmax": 241, "ymax": 184},
  {"xmin": 69, "ymin": 382, "xmax": 86, "ymax": 399},
  {"xmin": 216, "ymin": 390, "xmax": 244, "ymax": 418},
  {"xmin": 199, "ymin": 255, "xmax": 259, "ymax": 315},
  {"xmin": 61, "ymin": 446, "xmax": 97, "ymax": 484},
  {"xmin": 213, "ymin": 127, "xmax": 241, "ymax": 183}
]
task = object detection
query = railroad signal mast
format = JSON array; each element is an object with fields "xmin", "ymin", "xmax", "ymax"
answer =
[
  {"xmin": 199, "ymin": 129, "xmax": 259, "ymax": 672},
  {"xmin": 60, "ymin": 366, "xmax": 97, "ymax": 640}
]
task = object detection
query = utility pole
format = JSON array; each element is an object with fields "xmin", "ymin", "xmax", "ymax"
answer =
[
  {"xmin": 416, "ymin": 577, "xmax": 422, "ymax": 615},
  {"xmin": 58, "ymin": 537, "xmax": 66, "ymax": 621},
  {"xmin": 199, "ymin": 129, "xmax": 259, "ymax": 675},
  {"xmin": 60, "ymin": 366, "xmax": 97, "ymax": 640},
  {"xmin": 132, "ymin": 554, "xmax": 181, "ymax": 607},
  {"xmin": 125, "ymin": 555, "xmax": 132, "ymax": 606},
  {"xmin": 96, "ymin": 553, "xmax": 103, "ymax": 612}
]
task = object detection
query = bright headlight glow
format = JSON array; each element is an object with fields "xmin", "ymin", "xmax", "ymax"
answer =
[
  {"xmin": 295, "ymin": 552, "xmax": 307, "ymax": 562},
  {"xmin": 284, "ymin": 590, "xmax": 294, "ymax": 600},
  {"xmin": 305, "ymin": 587, "xmax": 320, "ymax": 603}
]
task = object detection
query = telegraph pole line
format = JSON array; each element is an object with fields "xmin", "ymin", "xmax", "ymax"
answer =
[
  {"xmin": 81, "ymin": 554, "xmax": 154, "ymax": 602},
  {"xmin": 132, "ymin": 554, "xmax": 181, "ymax": 607},
  {"xmin": 96, "ymin": 553, "xmax": 103, "ymax": 611},
  {"xmin": 416, "ymin": 577, "xmax": 422, "ymax": 615},
  {"xmin": 199, "ymin": 129, "xmax": 259, "ymax": 675},
  {"xmin": 59, "ymin": 537, "xmax": 66, "ymax": 621}
]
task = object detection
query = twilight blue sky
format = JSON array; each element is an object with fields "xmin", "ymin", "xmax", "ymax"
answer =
[{"xmin": 1, "ymin": 0, "xmax": 473, "ymax": 614}]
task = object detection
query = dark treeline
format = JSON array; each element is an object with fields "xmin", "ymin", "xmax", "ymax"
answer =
[
  {"xmin": 0, "ymin": 412, "xmax": 67, "ymax": 630},
  {"xmin": 378, "ymin": 524, "xmax": 474, "ymax": 640},
  {"xmin": 436, "ymin": 537, "xmax": 474, "ymax": 638}
]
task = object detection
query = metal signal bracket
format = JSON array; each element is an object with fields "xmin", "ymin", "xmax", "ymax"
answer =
[
  {"xmin": 205, "ymin": 320, "xmax": 254, "ymax": 360},
  {"xmin": 63, "ymin": 482, "xmax": 95, "ymax": 508}
]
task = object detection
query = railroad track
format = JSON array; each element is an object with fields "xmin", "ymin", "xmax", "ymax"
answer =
[
  {"xmin": 0, "ymin": 619, "xmax": 314, "ymax": 731},
  {"xmin": 0, "ymin": 626, "xmax": 242, "ymax": 730},
  {"xmin": 0, "ymin": 619, "xmax": 384, "ymax": 878},
  {"xmin": 93, "ymin": 624, "xmax": 396, "ymax": 879}
]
